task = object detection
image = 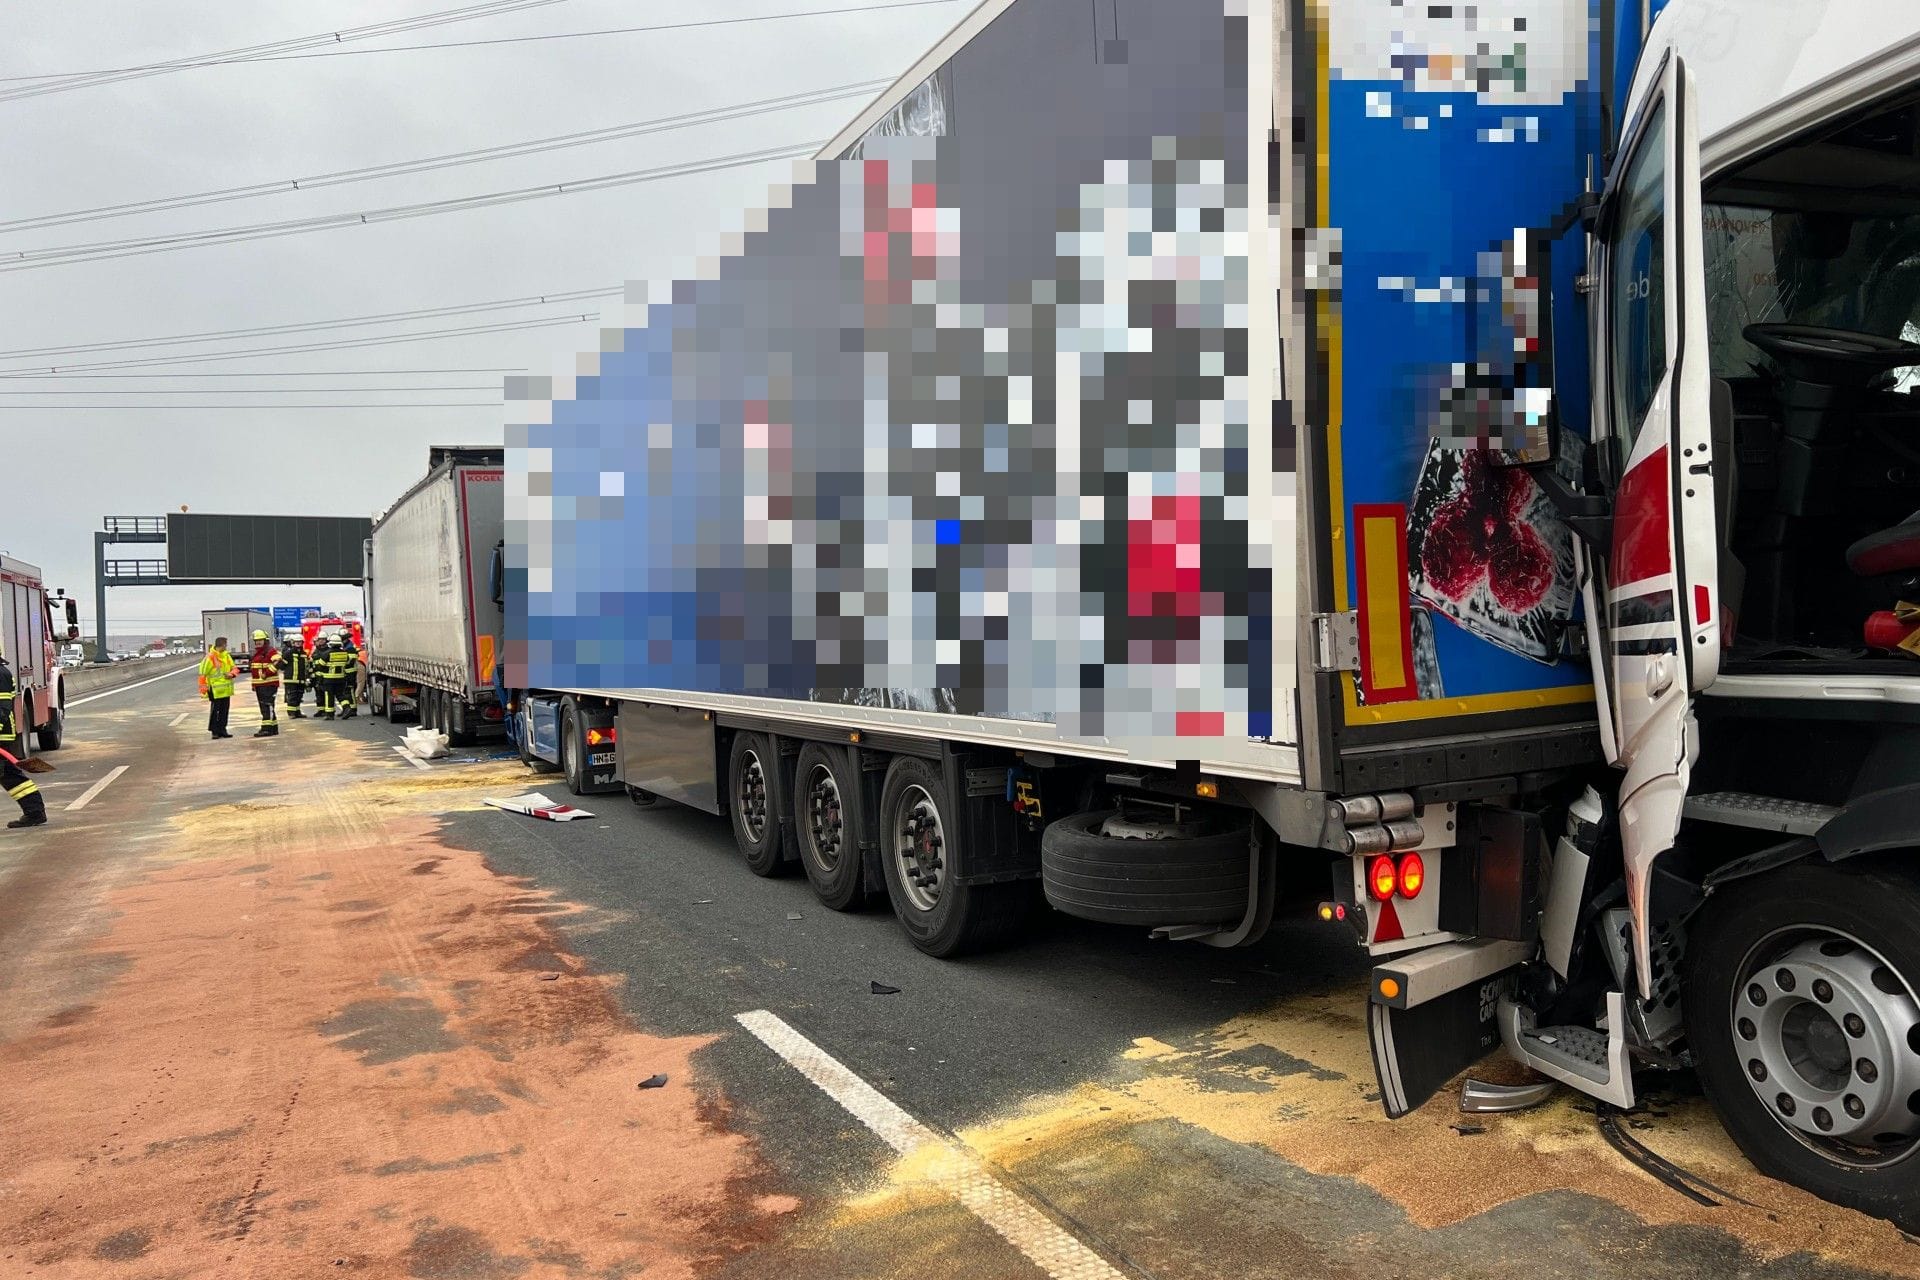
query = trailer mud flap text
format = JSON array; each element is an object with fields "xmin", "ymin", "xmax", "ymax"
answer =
[{"xmin": 1369, "ymin": 971, "xmax": 1513, "ymax": 1117}]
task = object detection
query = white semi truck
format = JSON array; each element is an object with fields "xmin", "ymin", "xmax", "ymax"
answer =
[
  {"xmin": 364, "ymin": 446, "xmax": 507, "ymax": 743},
  {"xmin": 450, "ymin": 0, "xmax": 1920, "ymax": 1226}
]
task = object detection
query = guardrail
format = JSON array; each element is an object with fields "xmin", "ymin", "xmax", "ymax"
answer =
[{"xmin": 63, "ymin": 654, "xmax": 201, "ymax": 700}]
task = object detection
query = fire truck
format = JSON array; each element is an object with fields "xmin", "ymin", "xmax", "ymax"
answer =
[{"xmin": 1, "ymin": 556, "xmax": 79, "ymax": 752}]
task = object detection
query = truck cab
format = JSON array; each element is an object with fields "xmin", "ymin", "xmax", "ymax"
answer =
[
  {"xmin": 1382, "ymin": 3, "xmax": 1920, "ymax": 1230},
  {"xmin": 1, "ymin": 556, "xmax": 78, "ymax": 752}
]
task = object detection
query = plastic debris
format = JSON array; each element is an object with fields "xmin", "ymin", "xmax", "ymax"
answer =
[
  {"xmin": 483, "ymin": 791, "xmax": 595, "ymax": 822},
  {"xmin": 1451, "ymin": 1122, "xmax": 1487, "ymax": 1136},
  {"xmin": 785, "ymin": 912, "xmax": 803, "ymax": 921},
  {"xmin": 538, "ymin": 973, "xmax": 561, "ymax": 981},
  {"xmin": 870, "ymin": 981, "xmax": 900, "ymax": 995},
  {"xmin": 637, "ymin": 1074, "xmax": 668, "ymax": 1090},
  {"xmin": 693, "ymin": 899, "xmax": 715, "ymax": 905},
  {"xmin": 403, "ymin": 727, "xmax": 451, "ymax": 759}
]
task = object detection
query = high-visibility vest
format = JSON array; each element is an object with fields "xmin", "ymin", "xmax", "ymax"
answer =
[
  {"xmin": 280, "ymin": 648, "xmax": 309, "ymax": 683},
  {"xmin": 198, "ymin": 650, "xmax": 237, "ymax": 699},
  {"xmin": 250, "ymin": 646, "xmax": 281, "ymax": 687}
]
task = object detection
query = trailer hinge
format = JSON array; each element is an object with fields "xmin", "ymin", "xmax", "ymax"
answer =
[{"xmin": 1311, "ymin": 611, "xmax": 1361, "ymax": 673}]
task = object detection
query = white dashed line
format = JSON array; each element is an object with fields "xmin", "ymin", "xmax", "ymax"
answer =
[
  {"xmin": 65, "ymin": 764, "xmax": 129, "ymax": 812},
  {"xmin": 168, "ymin": 711, "xmax": 191, "ymax": 727},
  {"xmin": 390, "ymin": 745, "xmax": 431, "ymax": 771},
  {"xmin": 66, "ymin": 665, "xmax": 197, "ymax": 707},
  {"xmin": 734, "ymin": 1010, "xmax": 1129, "ymax": 1280}
]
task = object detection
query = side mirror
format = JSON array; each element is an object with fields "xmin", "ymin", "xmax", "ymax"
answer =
[
  {"xmin": 64, "ymin": 599, "xmax": 77, "ymax": 626},
  {"xmin": 488, "ymin": 541, "xmax": 506, "ymax": 610},
  {"xmin": 1527, "ymin": 442, "xmax": 1613, "ymax": 548}
]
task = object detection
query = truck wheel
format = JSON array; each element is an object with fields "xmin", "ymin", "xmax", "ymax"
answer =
[
  {"xmin": 727, "ymin": 732, "xmax": 783, "ymax": 876},
  {"xmin": 879, "ymin": 756, "xmax": 1024, "ymax": 957},
  {"xmin": 1040, "ymin": 809, "xmax": 1250, "ymax": 927},
  {"xmin": 35, "ymin": 708, "xmax": 63, "ymax": 753},
  {"xmin": 1684, "ymin": 860, "xmax": 1920, "ymax": 1231},
  {"xmin": 559, "ymin": 699, "xmax": 585, "ymax": 796},
  {"xmin": 793, "ymin": 742, "xmax": 865, "ymax": 911}
]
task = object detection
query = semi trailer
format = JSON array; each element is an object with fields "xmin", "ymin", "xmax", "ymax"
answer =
[
  {"xmin": 2, "ymin": 556, "xmax": 77, "ymax": 752},
  {"xmin": 460, "ymin": 0, "xmax": 1920, "ymax": 1227},
  {"xmin": 199, "ymin": 609, "xmax": 268, "ymax": 658},
  {"xmin": 364, "ymin": 446, "xmax": 506, "ymax": 743}
]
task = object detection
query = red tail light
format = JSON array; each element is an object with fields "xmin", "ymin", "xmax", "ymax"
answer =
[
  {"xmin": 585, "ymin": 725, "xmax": 617, "ymax": 747},
  {"xmin": 1367, "ymin": 855, "xmax": 1397, "ymax": 901},
  {"xmin": 1396, "ymin": 851, "xmax": 1425, "ymax": 899}
]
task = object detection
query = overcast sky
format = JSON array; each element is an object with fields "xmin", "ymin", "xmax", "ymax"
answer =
[{"xmin": 4, "ymin": 0, "xmax": 961, "ymax": 640}]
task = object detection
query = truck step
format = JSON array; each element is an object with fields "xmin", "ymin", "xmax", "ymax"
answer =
[
  {"xmin": 1498, "ymin": 991, "xmax": 1634, "ymax": 1109},
  {"xmin": 1683, "ymin": 791, "xmax": 1837, "ymax": 836},
  {"xmin": 1517, "ymin": 1024, "xmax": 1610, "ymax": 1080}
]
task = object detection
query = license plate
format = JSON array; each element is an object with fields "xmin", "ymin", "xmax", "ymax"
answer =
[{"xmin": 589, "ymin": 751, "xmax": 616, "ymax": 767}]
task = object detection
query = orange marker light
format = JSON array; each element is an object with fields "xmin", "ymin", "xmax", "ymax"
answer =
[
  {"xmin": 1195, "ymin": 780, "xmax": 1219, "ymax": 799},
  {"xmin": 1317, "ymin": 903, "xmax": 1334, "ymax": 921},
  {"xmin": 1396, "ymin": 851, "xmax": 1426, "ymax": 899},
  {"xmin": 1378, "ymin": 977, "xmax": 1401, "ymax": 1001},
  {"xmin": 1368, "ymin": 855, "xmax": 1397, "ymax": 902}
]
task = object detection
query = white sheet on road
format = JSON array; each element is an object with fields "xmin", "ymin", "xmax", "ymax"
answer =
[{"xmin": 483, "ymin": 791, "xmax": 594, "ymax": 822}]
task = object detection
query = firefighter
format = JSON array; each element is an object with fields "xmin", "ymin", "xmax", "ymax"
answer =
[
  {"xmin": 0, "ymin": 651, "xmax": 47, "ymax": 828},
  {"xmin": 248, "ymin": 629, "xmax": 280, "ymax": 738},
  {"xmin": 199, "ymin": 636, "xmax": 238, "ymax": 739},
  {"xmin": 330, "ymin": 638, "xmax": 359, "ymax": 719},
  {"xmin": 311, "ymin": 637, "xmax": 336, "ymax": 719},
  {"xmin": 280, "ymin": 634, "xmax": 310, "ymax": 718}
]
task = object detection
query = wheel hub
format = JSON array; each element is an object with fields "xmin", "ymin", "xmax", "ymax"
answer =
[
  {"xmin": 1734, "ymin": 932, "xmax": 1920, "ymax": 1153},
  {"xmin": 805, "ymin": 766, "xmax": 843, "ymax": 871},
  {"xmin": 737, "ymin": 752, "xmax": 769, "ymax": 842},
  {"xmin": 893, "ymin": 785, "xmax": 944, "ymax": 912}
]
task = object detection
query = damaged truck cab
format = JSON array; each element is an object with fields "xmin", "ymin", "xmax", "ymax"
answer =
[{"xmin": 1373, "ymin": 1, "xmax": 1920, "ymax": 1228}]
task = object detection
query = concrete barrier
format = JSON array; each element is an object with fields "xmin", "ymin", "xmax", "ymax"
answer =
[{"xmin": 63, "ymin": 655, "xmax": 202, "ymax": 701}]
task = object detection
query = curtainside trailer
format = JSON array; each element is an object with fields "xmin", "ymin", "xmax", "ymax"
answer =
[
  {"xmin": 365, "ymin": 446, "xmax": 507, "ymax": 744},
  {"xmin": 480, "ymin": 0, "xmax": 1920, "ymax": 1227}
]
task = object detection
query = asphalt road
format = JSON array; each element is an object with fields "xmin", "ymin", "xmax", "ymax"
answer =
[{"xmin": 4, "ymin": 675, "xmax": 1919, "ymax": 1278}]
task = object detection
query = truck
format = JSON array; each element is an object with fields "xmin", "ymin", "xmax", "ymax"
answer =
[
  {"xmin": 414, "ymin": 0, "xmax": 1920, "ymax": 1227},
  {"xmin": 1, "ymin": 556, "xmax": 78, "ymax": 752},
  {"xmin": 200, "ymin": 608, "xmax": 269, "ymax": 657},
  {"xmin": 364, "ymin": 446, "xmax": 506, "ymax": 744}
]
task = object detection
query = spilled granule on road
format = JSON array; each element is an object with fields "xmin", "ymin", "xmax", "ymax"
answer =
[
  {"xmin": 840, "ymin": 987, "xmax": 1920, "ymax": 1276},
  {"xmin": 0, "ymin": 731, "xmax": 779, "ymax": 1278}
]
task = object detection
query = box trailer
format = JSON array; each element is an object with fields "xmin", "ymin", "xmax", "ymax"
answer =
[
  {"xmin": 480, "ymin": 0, "xmax": 1920, "ymax": 1227},
  {"xmin": 365, "ymin": 446, "xmax": 506, "ymax": 743},
  {"xmin": 2, "ymin": 556, "xmax": 77, "ymax": 752},
  {"xmin": 200, "ymin": 609, "xmax": 269, "ymax": 659}
]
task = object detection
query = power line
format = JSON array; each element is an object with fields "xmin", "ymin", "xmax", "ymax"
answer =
[
  {"xmin": 0, "ymin": 142, "xmax": 819, "ymax": 272},
  {"xmin": 0, "ymin": 81, "xmax": 884, "ymax": 234},
  {"xmin": 0, "ymin": 368, "xmax": 526, "ymax": 378},
  {"xmin": 0, "ymin": 313, "xmax": 598, "ymax": 376},
  {"xmin": 0, "ymin": 0, "xmax": 578, "ymax": 102},
  {"xmin": 0, "ymin": 402, "xmax": 501, "ymax": 409},
  {"xmin": 0, "ymin": 287, "xmax": 618, "ymax": 360},
  {"xmin": 0, "ymin": 2, "xmax": 958, "ymax": 85},
  {"xmin": 0, "ymin": 385, "xmax": 498, "ymax": 394}
]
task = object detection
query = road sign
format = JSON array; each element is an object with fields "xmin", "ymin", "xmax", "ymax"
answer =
[{"xmin": 272, "ymin": 606, "xmax": 319, "ymax": 630}]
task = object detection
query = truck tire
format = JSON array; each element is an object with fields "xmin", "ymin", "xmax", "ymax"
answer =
[
  {"xmin": 370, "ymin": 677, "xmax": 387, "ymax": 719},
  {"xmin": 878, "ymin": 755, "xmax": 1025, "ymax": 957},
  {"xmin": 1684, "ymin": 859, "xmax": 1920, "ymax": 1232},
  {"xmin": 793, "ymin": 742, "xmax": 865, "ymax": 911},
  {"xmin": 727, "ymin": 732, "xmax": 783, "ymax": 877},
  {"xmin": 1040, "ymin": 810, "xmax": 1250, "ymax": 927},
  {"xmin": 559, "ymin": 699, "xmax": 585, "ymax": 796},
  {"xmin": 35, "ymin": 708, "xmax": 63, "ymax": 753}
]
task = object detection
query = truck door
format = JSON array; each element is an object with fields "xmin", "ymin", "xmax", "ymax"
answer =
[{"xmin": 1590, "ymin": 52, "xmax": 1719, "ymax": 995}]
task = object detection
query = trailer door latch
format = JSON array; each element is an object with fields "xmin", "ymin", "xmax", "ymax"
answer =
[{"xmin": 1311, "ymin": 611, "xmax": 1361, "ymax": 673}]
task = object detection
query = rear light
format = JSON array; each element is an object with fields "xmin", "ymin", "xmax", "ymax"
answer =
[
  {"xmin": 1316, "ymin": 901, "xmax": 1348, "ymax": 923},
  {"xmin": 481, "ymin": 705, "xmax": 504, "ymax": 722},
  {"xmin": 1367, "ymin": 855, "xmax": 1397, "ymax": 901},
  {"xmin": 585, "ymin": 725, "xmax": 617, "ymax": 746},
  {"xmin": 1396, "ymin": 851, "xmax": 1425, "ymax": 899}
]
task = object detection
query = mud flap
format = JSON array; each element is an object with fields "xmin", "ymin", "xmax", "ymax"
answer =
[{"xmin": 1367, "ymin": 939, "xmax": 1525, "ymax": 1117}]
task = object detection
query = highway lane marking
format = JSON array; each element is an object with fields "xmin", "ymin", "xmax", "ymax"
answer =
[
  {"xmin": 67, "ymin": 665, "xmax": 198, "ymax": 707},
  {"xmin": 65, "ymin": 764, "xmax": 128, "ymax": 812},
  {"xmin": 168, "ymin": 711, "xmax": 191, "ymax": 727},
  {"xmin": 391, "ymin": 745, "xmax": 431, "ymax": 771},
  {"xmin": 734, "ymin": 1010, "xmax": 1129, "ymax": 1280}
]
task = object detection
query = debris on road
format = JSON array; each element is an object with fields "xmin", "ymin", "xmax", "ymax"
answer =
[
  {"xmin": 638, "ymin": 1074, "xmax": 669, "ymax": 1090},
  {"xmin": 1451, "ymin": 1123, "xmax": 1487, "ymax": 1136},
  {"xmin": 870, "ymin": 981, "xmax": 900, "ymax": 995},
  {"xmin": 539, "ymin": 973, "xmax": 561, "ymax": 981},
  {"xmin": 403, "ymin": 727, "xmax": 451, "ymax": 760},
  {"xmin": 483, "ymin": 791, "xmax": 595, "ymax": 822},
  {"xmin": 785, "ymin": 912, "xmax": 803, "ymax": 921}
]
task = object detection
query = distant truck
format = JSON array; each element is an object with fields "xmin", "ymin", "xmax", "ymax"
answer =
[
  {"xmin": 3, "ymin": 556, "xmax": 78, "ymax": 751},
  {"xmin": 201, "ymin": 609, "xmax": 269, "ymax": 658},
  {"xmin": 364, "ymin": 446, "xmax": 506, "ymax": 744}
]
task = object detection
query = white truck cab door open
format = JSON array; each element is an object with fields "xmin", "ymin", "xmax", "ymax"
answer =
[{"xmin": 1591, "ymin": 53, "xmax": 1720, "ymax": 996}]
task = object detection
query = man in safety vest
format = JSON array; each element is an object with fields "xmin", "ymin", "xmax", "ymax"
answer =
[
  {"xmin": 248, "ymin": 629, "xmax": 281, "ymax": 738},
  {"xmin": 327, "ymin": 639, "xmax": 359, "ymax": 720},
  {"xmin": 199, "ymin": 636, "xmax": 238, "ymax": 739},
  {"xmin": 279, "ymin": 635, "xmax": 310, "ymax": 718},
  {"xmin": 0, "ymin": 652, "xmax": 48, "ymax": 828},
  {"xmin": 311, "ymin": 637, "xmax": 337, "ymax": 719}
]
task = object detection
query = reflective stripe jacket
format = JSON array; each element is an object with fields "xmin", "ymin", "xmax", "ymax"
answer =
[
  {"xmin": 0, "ymin": 659, "xmax": 15, "ymax": 744},
  {"xmin": 198, "ymin": 650, "xmax": 237, "ymax": 699},
  {"xmin": 279, "ymin": 647, "xmax": 310, "ymax": 684},
  {"xmin": 250, "ymin": 644, "xmax": 281, "ymax": 687}
]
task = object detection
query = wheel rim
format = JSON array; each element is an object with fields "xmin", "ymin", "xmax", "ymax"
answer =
[
  {"xmin": 736, "ymin": 749, "xmax": 769, "ymax": 843},
  {"xmin": 1731, "ymin": 926, "xmax": 1920, "ymax": 1167},
  {"xmin": 802, "ymin": 762, "xmax": 844, "ymax": 874},
  {"xmin": 892, "ymin": 783, "xmax": 944, "ymax": 913}
]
